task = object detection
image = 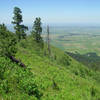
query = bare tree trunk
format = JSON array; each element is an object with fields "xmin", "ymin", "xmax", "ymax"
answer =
[{"xmin": 47, "ymin": 25, "xmax": 51, "ymax": 56}]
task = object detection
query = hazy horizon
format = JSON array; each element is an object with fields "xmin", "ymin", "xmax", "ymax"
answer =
[{"xmin": 1, "ymin": 0, "xmax": 100, "ymax": 25}]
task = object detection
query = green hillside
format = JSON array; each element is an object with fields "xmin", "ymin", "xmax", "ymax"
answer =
[
  {"xmin": 0, "ymin": 6, "xmax": 100, "ymax": 100},
  {"xmin": 0, "ymin": 37, "xmax": 100, "ymax": 100}
]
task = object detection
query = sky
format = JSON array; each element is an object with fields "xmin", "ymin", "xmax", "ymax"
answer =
[{"xmin": 0, "ymin": 0, "xmax": 100, "ymax": 25}]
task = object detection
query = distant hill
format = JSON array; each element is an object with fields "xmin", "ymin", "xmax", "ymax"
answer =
[{"xmin": 66, "ymin": 52, "xmax": 100, "ymax": 71}]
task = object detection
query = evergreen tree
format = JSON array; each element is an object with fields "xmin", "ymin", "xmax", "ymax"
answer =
[
  {"xmin": 20, "ymin": 24, "xmax": 28, "ymax": 39},
  {"xmin": 31, "ymin": 17, "xmax": 42, "ymax": 43},
  {"xmin": 12, "ymin": 7, "xmax": 28, "ymax": 40}
]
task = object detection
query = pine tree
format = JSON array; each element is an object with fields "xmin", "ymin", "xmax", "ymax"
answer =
[
  {"xmin": 12, "ymin": 7, "xmax": 28, "ymax": 40},
  {"xmin": 20, "ymin": 24, "xmax": 28, "ymax": 39},
  {"xmin": 31, "ymin": 17, "xmax": 42, "ymax": 43}
]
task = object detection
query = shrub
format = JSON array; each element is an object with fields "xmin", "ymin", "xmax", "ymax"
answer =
[{"xmin": 0, "ymin": 24, "xmax": 17, "ymax": 57}]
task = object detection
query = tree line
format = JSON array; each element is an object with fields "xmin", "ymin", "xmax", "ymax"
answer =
[{"xmin": 11, "ymin": 7, "xmax": 43, "ymax": 43}]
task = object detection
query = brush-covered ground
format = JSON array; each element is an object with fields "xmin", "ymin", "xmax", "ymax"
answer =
[{"xmin": 0, "ymin": 37, "xmax": 100, "ymax": 100}]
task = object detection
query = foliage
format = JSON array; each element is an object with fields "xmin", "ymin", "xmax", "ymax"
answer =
[
  {"xmin": 31, "ymin": 17, "xmax": 43, "ymax": 46},
  {"xmin": 0, "ymin": 7, "xmax": 100, "ymax": 100},
  {"xmin": 12, "ymin": 7, "xmax": 28, "ymax": 40},
  {"xmin": 0, "ymin": 24, "xmax": 17, "ymax": 57},
  {"xmin": 66, "ymin": 52, "xmax": 100, "ymax": 71},
  {"xmin": 15, "ymin": 37, "xmax": 100, "ymax": 100},
  {"xmin": 0, "ymin": 56, "xmax": 42, "ymax": 100},
  {"xmin": 0, "ymin": 36, "xmax": 100, "ymax": 100}
]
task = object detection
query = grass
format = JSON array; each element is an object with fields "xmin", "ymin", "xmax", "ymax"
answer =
[
  {"xmin": 0, "ymin": 36, "xmax": 100, "ymax": 100},
  {"xmin": 15, "ymin": 37, "xmax": 100, "ymax": 100}
]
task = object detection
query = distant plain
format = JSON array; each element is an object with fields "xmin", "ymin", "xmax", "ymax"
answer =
[{"xmin": 43, "ymin": 26, "xmax": 100, "ymax": 55}]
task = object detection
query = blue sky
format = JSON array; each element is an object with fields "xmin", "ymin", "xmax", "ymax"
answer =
[{"xmin": 0, "ymin": 0, "xmax": 100, "ymax": 25}]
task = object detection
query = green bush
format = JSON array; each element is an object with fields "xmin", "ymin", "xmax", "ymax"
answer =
[
  {"xmin": 0, "ymin": 24, "xmax": 17, "ymax": 57},
  {"xmin": 0, "ymin": 57, "xmax": 42, "ymax": 99}
]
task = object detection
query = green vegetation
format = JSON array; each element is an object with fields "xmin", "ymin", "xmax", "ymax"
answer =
[
  {"xmin": 0, "ymin": 7, "xmax": 100, "ymax": 100},
  {"xmin": 31, "ymin": 17, "xmax": 43, "ymax": 48},
  {"xmin": 66, "ymin": 52, "xmax": 100, "ymax": 71},
  {"xmin": 44, "ymin": 29, "xmax": 100, "ymax": 71},
  {"xmin": 31, "ymin": 17, "xmax": 43, "ymax": 43},
  {"xmin": 0, "ymin": 24, "xmax": 17, "ymax": 57},
  {"xmin": 0, "ymin": 37, "xmax": 100, "ymax": 100},
  {"xmin": 12, "ymin": 7, "xmax": 28, "ymax": 40},
  {"xmin": 0, "ymin": 56, "xmax": 42, "ymax": 99}
]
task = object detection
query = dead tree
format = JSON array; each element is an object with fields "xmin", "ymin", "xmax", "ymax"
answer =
[{"xmin": 47, "ymin": 25, "xmax": 51, "ymax": 56}]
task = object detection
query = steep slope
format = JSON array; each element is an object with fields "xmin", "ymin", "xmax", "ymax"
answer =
[
  {"xmin": 0, "ymin": 37, "xmax": 100, "ymax": 100},
  {"xmin": 0, "ymin": 56, "xmax": 42, "ymax": 100},
  {"xmin": 16, "ymin": 38, "xmax": 100, "ymax": 100}
]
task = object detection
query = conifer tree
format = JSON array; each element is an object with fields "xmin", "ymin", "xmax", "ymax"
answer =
[
  {"xmin": 12, "ymin": 7, "xmax": 28, "ymax": 40},
  {"xmin": 31, "ymin": 17, "xmax": 42, "ymax": 43}
]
